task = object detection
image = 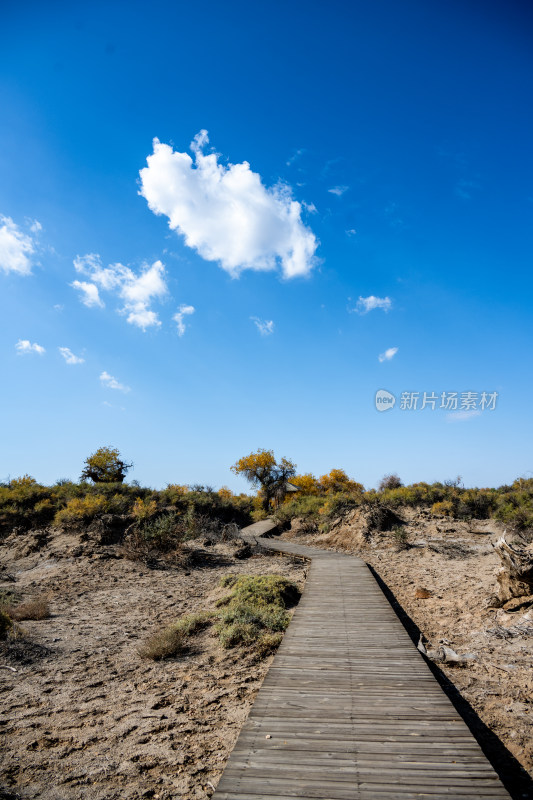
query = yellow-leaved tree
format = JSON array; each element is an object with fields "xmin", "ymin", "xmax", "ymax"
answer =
[
  {"xmin": 319, "ymin": 469, "xmax": 364, "ymax": 495},
  {"xmin": 80, "ymin": 446, "xmax": 133, "ymax": 484},
  {"xmin": 231, "ymin": 449, "xmax": 296, "ymax": 512}
]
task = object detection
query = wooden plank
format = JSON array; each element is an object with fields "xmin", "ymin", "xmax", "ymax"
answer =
[{"xmin": 212, "ymin": 524, "xmax": 511, "ymax": 800}]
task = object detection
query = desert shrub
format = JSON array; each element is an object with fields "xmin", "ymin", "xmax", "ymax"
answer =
[
  {"xmin": 54, "ymin": 495, "xmax": 108, "ymax": 526},
  {"xmin": 218, "ymin": 574, "xmax": 300, "ymax": 609},
  {"xmin": 9, "ymin": 597, "xmax": 50, "ymax": 621},
  {"xmin": 139, "ymin": 612, "xmax": 212, "ymax": 660},
  {"xmin": 456, "ymin": 489, "xmax": 498, "ymax": 520},
  {"xmin": 0, "ymin": 609, "xmax": 13, "ymax": 639},
  {"xmin": 160, "ymin": 484, "xmax": 189, "ymax": 505},
  {"xmin": 215, "ymin": 574, "xmax": 299, "ymax": 652},
  {"xmin": 132, "ymin": 497, "xmax": 157, "ymax": 520},
  {"xmin": 378, "ymin": 473, "xmax": 403, "ymax": 491},
  {"xmin": 274, "ymin": 494, "xmax": 324, "ymax": 527},
  {"xmin": 318, "ymin": 492, "xmax": 362, "ymax": 520},
  {"xmin": 319, "ymin": 469, "xmax": 364, "ymax": 495},
  {"xmin": 494, "ymin": 480, "xmax": 533, "ymax": 530},
  {"xmin": 138, "ymin": 512, "xmax": 184, "ymax": 551},
  {"xmin": 391, "ymin": 525, "xmax": 411, "ymax": 551},
  {"xmin": 431, "ymin": 500, "xmax": 455, "ymax": 517}
]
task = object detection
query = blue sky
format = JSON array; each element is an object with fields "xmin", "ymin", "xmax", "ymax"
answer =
[{"xmin": 1, "ymin": 0, "xmax": 532, "ymax": 491}]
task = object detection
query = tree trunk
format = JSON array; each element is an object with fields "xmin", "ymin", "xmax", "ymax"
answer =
[{"xmin": 494, "ymin": 533, "xmax": 533, "ymax": 602}]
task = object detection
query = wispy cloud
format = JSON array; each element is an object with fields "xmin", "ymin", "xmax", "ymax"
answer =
[
  {"xmin": 353, "ymin": 295, "xmax": 392, "ymax": 314},
  {"xmin": 59, "ymin": 347, "xmax": 84, "ymax": 365},
  {"xmin": 73, "ymin": 255, "xmax": 167, "ymax": 329},
  {"xmin": 16, "ymin": 339, "xmax": 45, "ymax": 355},
  {"xmin": 100, "ymin": 371, "xmax": 130, "ymax": 393},
  {"xmin": 446, "ymin": 409, "xmax": 481, "ymax": 423},
  {"xmin": 378, "ymin": 347, "xmax": 398, "ymax": 362},
  {"xmin": 173, "ymin": 304, "xmax": 195, "ymax": 336},
  {"xmin": 251, "ymin": 317, "xmax": 274, "ymax": 336},
  {"xmin": 139, "ymin": 131, "xmax": 318, "ymax": 279},
  {"xmin": 328, "ymin": 185, "xmax": 348, "ymax": 197},
  {"xmin": 71, "ymin": 279, "xmax": 104, "ymax": 308},
  {"xmin": 0, "ymin": 216, "xmax": 39, "ymax": 276},
  {"xmin": 286, "ymin": 148, "xmax": 305, "ymax": 167},
  {"xmin": 455, "ymin": 178, "xmax": 480, "ymax": 200}
]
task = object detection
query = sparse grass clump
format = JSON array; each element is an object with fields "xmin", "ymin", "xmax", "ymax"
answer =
[
  {"xmin": 139, "ymin": 612, "xmax": 213, "ymax": 660},
  {"xmin": 139, "ymin": 575, "xmax": 300, "ymax": 660},
  {"xmin": 9, "ymin": 597, "xmax": 50, "ymax": 621}
]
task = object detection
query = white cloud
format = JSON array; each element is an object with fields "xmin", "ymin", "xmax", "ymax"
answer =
[
  {"xmin": 29, "ymin": 219, "xmax": 42, "ymax": 233},
  {"xmin": 100, "ymin": 371, "xmax": 130, "ymax": 393},
  {"xmin": 71, "ymin": 280, "xmax": 104, "ymax": 308},
  {"xmin": 59, "ymin": 347, "xmax": 84, "ymax": 365},
  {"xmin": 354, "ymin": 295, "xmax": 392, "ymax": 314},
  {"xmin": 328, "ymin": 186, "xmax": 348, "ymax": 197},
  {"xmin": 378, "ymin": 347, "xmax": 398, "ymax": 362},
  {"xmin": 346, "ymin": 229, "xmax": 357, "ymax": 236},
  {"xmin": 446, "ymin": 409, "xmax": 482, "ymax": 423},
  {"xmin": 0, "ymin": 216, "xmax": 37, "ymax": 275},
  {"xmin": 16, "ymin": 339, "xmax": 45, "ymax": 355},
  {"xmin": 251, "ymin": 317, "xmax": 274, "ymax": 336},
  {"xmin": 173, "ymin": 304, "xmax": 195, "ymax": 336},
  {"xmin": 73, "ymin": 255, "xmax": 167, "ymax": 329},
  {"xmin": 139, "ymin": 131, "xmax": 318, "ymax": 279}
]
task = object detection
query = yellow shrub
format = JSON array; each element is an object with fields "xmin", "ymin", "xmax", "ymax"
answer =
[
  {"xmin": 218, "ymin": 486, "xmax": 234, "ymax": 500},
  {"xmin": 54, "ymin": 495, "xmax": 107, "ymax": 526},
  {"xmin": 132, "ymin": 497, "xmax": 157, "ymax": 520},
  {"xmin": 431, "ymin": 500, "xmax": 454, "ymax": 517}
]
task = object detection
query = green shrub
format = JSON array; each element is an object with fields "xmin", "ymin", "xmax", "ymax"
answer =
[{"xmin": 215, "ymin": 574, "xmax": 299, "ymax": 652}]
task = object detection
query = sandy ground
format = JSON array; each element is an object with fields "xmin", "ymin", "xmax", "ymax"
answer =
[
  {"xmin": 282, "ymin": 508, "xmax": 533, "ymax": 799},
  {"xmin": 0, "ymin": 529, "xmax": 307, "ymax": 800}
]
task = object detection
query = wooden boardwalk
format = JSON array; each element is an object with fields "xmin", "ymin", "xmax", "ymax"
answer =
[{"xmin": 213, "ymin": 521, "xmax": 511, "ymax": 800}]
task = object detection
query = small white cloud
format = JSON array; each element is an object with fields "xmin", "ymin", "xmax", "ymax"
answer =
[
  {"xmin": 346, "ymin": 229, "xmax": 357, "ymax": 237},
  {"xmin": 302, "ymin": 201, "xmax": 318, "ymax": 214},
  {"xmin": 354, "ymin": 295, "xmax": 392, "ymax": 314},
  {"xmin": 0, "ymin": 216, "xmax": 37, "ymax": 275},
  {"xmin": 100, "ymin": 371, "xmax": 130, "ymax": 393},
  {"xmin": 286, "ymin": 148, "xmax": 305, "ymax": 167},
  {"xmin": 173, "ymin": 304, "xmax": 195, "ymax": 336},
  {"xmin": 73, "ymin": 255, "xmax": 166, "ymax": 329},
  {"xmin": 251, "ymin": 317, "xmax": 274, "ymax": 336},
  {"xmin": 328, "ymin": 186, "xmax": 348, "ymax": 197},
  {"xmin": 16, "ymin": 339, "xmax": 45, "ymax": 355},
  {"xmin": 53, "ymin": 304, "xmax": 64, "ymax": 312},
  {"xmin": 139, "ymin": 132, "xmax": 318, "ymax": 279},
  {"xmin": 446, "ymin": 409, "xmax": 482, "ymax": 423},
  {"xmin": 71, "ymin": 280, "xmax": 104, "ymax": 308},
  {"xmin": 378, "ymin": 347, "xmax": 398, "ymax": 362},
  {"xmin": 29, "ymin": 219, "xmax": 42, "ymax": 233},
  {"xmin": 59, "ymin": 347, "xmax": 84, "ymax": 365}
]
